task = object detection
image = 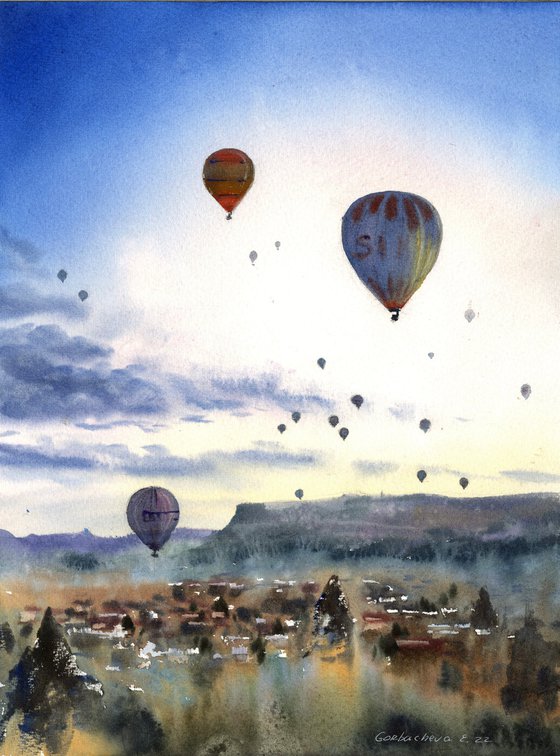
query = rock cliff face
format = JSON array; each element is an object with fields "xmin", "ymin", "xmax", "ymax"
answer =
[{"xmin": 313, "ymin": 574, "xmax": 353, "ymax": 643}]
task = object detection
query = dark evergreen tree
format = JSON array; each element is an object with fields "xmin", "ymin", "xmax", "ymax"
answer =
[
  {"xmin": 313, "ymin": 575, "xmax": 353, "ymax": 642},
  {"xmin": 472, "ymin": 587, "xmax": 498, "ymax": 630}
]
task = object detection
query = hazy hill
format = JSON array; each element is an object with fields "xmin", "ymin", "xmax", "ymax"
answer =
[
  {"xmin": 191, "ymin": 492, "xmax": 560, "ymax": 565},
  {"xmin": 0, "ymin": 527, "xmax": 213, "ymax": 574}
]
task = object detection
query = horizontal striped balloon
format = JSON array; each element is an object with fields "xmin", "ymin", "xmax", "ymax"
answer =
[
  {"xmin": 341, "ymin": 191, "xmax": 442, "ymax": 320},
  {"xmin": 203, "ymin": 148, "xmax": 254, "ymax": 219},
  {"xmin": 126, "ymin": 486, "xmax": 180, "ymax": 557}
]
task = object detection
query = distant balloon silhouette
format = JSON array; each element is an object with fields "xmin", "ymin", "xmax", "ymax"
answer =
[
  {"xmin": 419, "ymin": 418, "xmax": 431, "ymax": 433},
  {"xmin": 203, "ymin": 148, "xmax": 254, "ymax": 220},
  {"xmin": 417, "ymin": 470, "xmax": 427, "ymax": 483},
  {"xmin": 328, "ymin": 415, "xmax": 339, "ymax": 428},
  {"xmin": 351, "ymin": 394, "xmax": 364, "ymax": 410},
  {"xmin": 291, "ymin": 411, "xmax": 301, "ymax": 423},
  {"xmin": 342, "ymin": 191, "xmax": 443, "ymax": 321},
  {"xmin": 520, "ymin": 384, "xmax": 531, "ymax": 400},
  {"xmin": 339, "ymin": 427, "xmax": 349, "ymax": 440},
  {"xmin": 459, "ymin": 477, "xmax": 469, "ymax": 490},
  {"xmin": 428, "ymin": 352, "xmax": 434, "ymax": 359},
  {"xmin": 464, "ymin": 308, "xmax": 475, "ymax": 323},
  {"xmin": 275, "ymin": 241, "xmax": 281, "ymax": 250},
  {"xmin": 295, "ymin": 489, "xmax": 304, "ymax": 501},
  {"xmin": 57, "ymin": 269, "xmax": 67, "ymax": 283},
  {"xmin": 277, "ymin": 424, "xmax": 286, "ymax": 434},
  {"xmin": 249, "ymin": 250, "xmax": 257, "ymax": 265},
  {"xmin": 127, "ymin": 486, "xmax": 180, "ymax": 557},
  {"xmin": 317, "ymin": 357, "xmax": 326, "ymax": 370},
  {"xmin": 78, "ymin": 290, "xmax": 88, "ymax": 302}
]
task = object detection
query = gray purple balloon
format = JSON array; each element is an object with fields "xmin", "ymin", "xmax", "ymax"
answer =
[{"xmin": 126, "ymin": 486, "xmax": 180, "ymax": 557}]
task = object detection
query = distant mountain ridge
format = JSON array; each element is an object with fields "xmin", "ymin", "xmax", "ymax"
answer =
[
  {"xmin": 192, "ymin": 492, "xmax": 560, "ymax": 564},
  {"xmin": 0, "ymin": 527, "xmax": 213, "ymax": 555}
]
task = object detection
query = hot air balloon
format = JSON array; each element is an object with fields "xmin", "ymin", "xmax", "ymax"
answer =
[
  {"xmin": 291, "ymin": 411, "xmax": 301, "ymax": 423},
  {"xmin": 428, "ymin": 352, "xmax": 434, "ymax": 360},
  {"xmin": 464, "ymin": 308, "xmax": 475, "ymax": 323},
  {"xmin": 417, "ymin": 469, "xmax": 427, "ymax": 483},
  {"xmin": 126, "ymin": 486, "xmax": 180, "ymax": 557},
  {"xmin": 341, "ymin": 191, "xmax": 442, "ymax": 321},
  {"xmin": 275, "ymin": 241, "xmax": 281, "ymax": 250},
  {"xmin": 295, "ymin": 489, "xmax": 304, "ymax": 501},
  {"xmin": 521, "ymin": 384, "xmax": 531, "ymax": 400},
  {"xmin": 57, "ymin": 269, "xmax": 67, "ymax": 283},
  {"xmin": 277, "ymin": 423, "xmax": 286, "ymax": 434},
  {"xmin": 459, "ymin": 477, "xmax": 469, "ymax": 490},
  {"xmin": 78, "ymin": 290, "xmax": 88, "ymax": 302},
  {"xmin": 249, "ymin": 250, "xmax": 258, "ymax": 265},
  {"xmin": 419, "ymin": 418, "xmax": 431, "ymax": 434},
  {"xmin": 339, "ymin": 427, "xmax": 349, "ymax": 440},
  {"xmin": 328, "ymin": 415, "xmax": 339, "ymax": 428},
  {"xmin": 351, "ymin": 394, "xmax": 364, "ymax": 410},
  {"xmin": 317, "ymin": 358, "xmax": 326, "ymax": 370},
  {"xmin": 203, "ymin": 148, "xmax": 254, "ymax": 219}
]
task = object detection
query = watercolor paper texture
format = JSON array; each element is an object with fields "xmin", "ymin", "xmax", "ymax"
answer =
[{"xmin": 0, "ymin": 2, "xmax": 559, "ymax": 754}]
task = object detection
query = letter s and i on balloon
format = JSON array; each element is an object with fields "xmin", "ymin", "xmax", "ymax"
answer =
[{"xmin": 341, "ymin": 191, "xmax": 442, "ymax": 321}]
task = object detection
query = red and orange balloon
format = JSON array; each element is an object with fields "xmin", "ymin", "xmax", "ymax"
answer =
[{"xmin": 203, "ymin": 148, "xmax": 254, "ymax": 219}]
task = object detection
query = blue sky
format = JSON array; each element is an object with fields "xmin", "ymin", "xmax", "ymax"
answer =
[{"xmin": 0, "ymin": 2, "xmax": 559, "ymax": 535}]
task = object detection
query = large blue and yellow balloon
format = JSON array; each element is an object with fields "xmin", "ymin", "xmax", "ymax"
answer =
[{"xmin": 341, "ymin": 191, "xmax": 442, "ymax": 320}]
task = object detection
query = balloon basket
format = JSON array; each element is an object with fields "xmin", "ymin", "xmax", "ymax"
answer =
[
  {"xmin": 151, "ymin": 550, "xmax": 159, "ymax": 558},
  {"xmin": 390, "ymin": 309, "xmax": 400, "ymax": 321},
  {"xmin": 226, "ymin": 212, "xmax": 232, "ymax": 221}
]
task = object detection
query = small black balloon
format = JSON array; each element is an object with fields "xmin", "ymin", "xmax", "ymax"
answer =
[
  {"xmin": 291, "ymin": 411, "xmax": 301, "ymax": 423},
  {"xmin": 351, "ymin": 394, "xmax": 363, "ymax": 409},
  {"xmin": 295, "ymin": 489, "xmax": 304, "ymax": 500},
  {"xmin": 520, "ymin": 384, "xmax": 531, "ymax": 400},
  {"xmin": 419, "ymin": 418, "xmax": 431, "ymax": 433},
  {"xmin": 317, "ymin": 357, "xmax": 326, "ymax": 369},
  {"xmin": 328, "ymin": 415, "xmax": 339, "ymax": 428},
  {"xmin": 459, "ymin": 477, "xmax": 469, "ymax": 490},
  {"xmin": 339, "ymin": 427, "xmax": 349, "ymax": 440},
  {"xmin": 428, "ymin": 352, "xmax": 434, "ymax": 359},
  {"xmin": 57, "ymin": 269, "xmax": 67, "ymax": 282},
  {"xmin": 417, "ymin": 470, "xmax": 427, "ymax": 483},
  {"xmin": 78, "ymin": 290, "xmax": 88, "ymax": 302},
  {"xmin": 464, "ymin": 308, "xmax": 475, "ymax": 323},
  {"xmin": 277, "ymin": 424, "xmax": 286, "ymax": 434}
]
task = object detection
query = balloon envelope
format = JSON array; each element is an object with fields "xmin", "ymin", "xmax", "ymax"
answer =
[
  {"xmin": 341, "ymin": 191, "xmax": 442, "ymax": 320},
  {"xmin": 78, "ymin": 290, "xmax": 88, "ymax": 302},
  {"xmin": 417, "ymin": 470, "xmax": 427, "ymax": 483},
  {"xmin": 295, "ymin": 489, "xmax": 304, "ymax": 500},
  {"xmin": 57, "ymin": 269, "xmax": 67, "ymax": 282},
  {"xmin": 291, "ymin": 411, "xmax": 301, "ymax": 423},
  {"xmin": 464, "ymin": 308, "xmax": 475, "ymax": 323},
  {"xmin": 419, "ymin": 418, "xmax": 431, "ymax": 433},
  {"xmin": 339, "ymin": 427, "xmax": 349, "ymax": 440},
  {"xmin": 328, "ymin": 415, "xmax": 339, "ymax": 427},
  {"xmin": 317, "ymin": 357, "xmax": 326, "ymax": 369},
  {"xmin": 249, "ymin": 250, "xmax": 257, "ymax": 264},
  {"xmin": 277, "ymin": 424, "xmax": 286, "ymax": 434},
  {"xmin": 275, "ymin": 241, "xmax": 281, "ymax": 250},
  {"xmin": 351, "ymin": 394, "xmax": 364, "ymax": 409},
  {"xmin": 521, "ymin": 384, "xmax": 531, "ymax": 400},
  {"xmin": 428, "ymin": 352, "xmax": 434, "ymax": 359},
  {"xmin": 127, "ymin": 486, "xmax": 180, "ymax": 556},
  {"xmin": 459, "ymin": 477, "xmax": 469, "ymax": 490},
  {"xmin": 203, "ymin": 148, "xmax": 254, "ymax": 217}
]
